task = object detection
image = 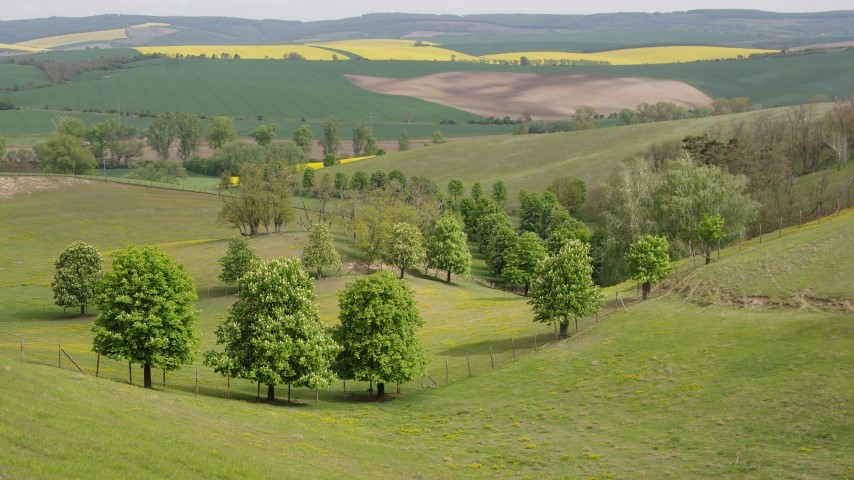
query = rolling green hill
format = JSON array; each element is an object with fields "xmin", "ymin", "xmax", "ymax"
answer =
[{"xmin": 0, "ymin": 176, "xmax": 851, "ymax": 478}]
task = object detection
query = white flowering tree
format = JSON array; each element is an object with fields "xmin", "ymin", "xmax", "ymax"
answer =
[
  {"xmin": 626, "ymin": 234, "xmax": 672, "ymax": 299},
  {"xmin": 301, "ymin": 224, "xmax": 340, "ymax": 279},
  {"xmin": 52, "ymin": 241, "xmax": 102, "ymax": 316},
  {"xmin": 530, "ymin": 240, "xmax": 603, "ymax": 338},
  {"xmin": 205, "ymin": 258, "xmax": 338, "ymax": 402}
]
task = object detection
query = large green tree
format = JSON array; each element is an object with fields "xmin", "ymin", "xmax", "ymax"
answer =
[
  {"xmin": 145, "ymin": 112, "xmax": 177, "ymax": 160},
  {"xmin": 319, "ymin": 116, "xmax": 342, "ymax": 157},
  {"xmin": 547, "ymin": 176, "xmax": 587, "ymax": 213},
  {"xmin": 52, "ymin": 241, "xmax": 102, "ymax": 316},
  {"xmin": 384, "ymin": 222, "xmax": 425, "ymax": 279},
  {"xmin": 175, "ymin": 112, "xmax": 202, "ymax": 160},
  {"xmin": 35, "ymin": 135, "xmax": 97, "ymax": 174},
  {"xmin": 502, "ymin": 231, "xmax": 547, "ymax": 296},
  {"xmin": 92, "ymin": 245, "xmax": 199, "ymax": 389},
  {"xmin": 248, "ymin": 123, "xmax": 280, "ymax": 146},
  {"xmin": 626, "ymin": 234, "xmax": 672, "ymax": 299},
  {"xmin": 491, "ymin": 180, "xmax": 508, "ymax": 204},
  {"xmin": 219, "ymin": 236, "xmax": 260, "ymax": 284},
  {"xmin": 205, "ymin": 258, "xmax": 338, "ymax": 401},
  {"xmin": 207, "ymin": 116, "xmax": 237, "ymax": 149},
  {"xmin": 293, "ymin": 124, "xmax": 313, "ymax": 157},
  {"xmin": 530, "ymin": 240, "xmax": 603, "ymax": 338},
  {"xmin": 427, "ymin": 214, "xmax": 471, "ymax": 283},
  {"xmin": 334, "ymin": 271, "xmax": 427, "ymax": 397},
  {"xmin": 301, "ymin": 224, "xmax": 340, "ymax": 279},
  {"xmin": 696, "ymin": 213, "xmax": 726, "ymax": 265}
]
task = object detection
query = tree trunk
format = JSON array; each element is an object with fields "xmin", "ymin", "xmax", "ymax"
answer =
[
  {"xmin": 400, "ymin": 266, "xmax": 405, "ymax": 279},
  {"xmin": 642, "ymin": 282, "xmax": 651, "ymax": 300},
  {"xmin": 559, "ymin": 321, "xmax": 569, "ymax": 339},
  {"xmin": 446, "ymin": 270, "xmax": 451, "ymax": 283},
  {"xmin": 317, "ymin": 269, "xmax": 322, "ymax": 280},
  {"xmin": 80, "ymin": 304, "xmax": 85, "ymax": 316},
  {"xmin": 377, "ymin": 382, "xmax": 385, "ymax": 397},
  {"xmin": 143, "ymin": 363, "xmax": 152, "ymax": 389},
  {"xmin": 524, "ymin": 283, "xmax": 529, "ymax": 296},
  {"xmin": 705, "ymin": 245, "xmax": 712, "ymax": 264},
  {"xmin": 267, "ymin": 384, "xmax": 275, "ymax": 401}
]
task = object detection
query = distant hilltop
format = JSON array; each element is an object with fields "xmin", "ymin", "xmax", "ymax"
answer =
[{"xmin": 0, "ymin": 10, "xmax": 853, "ymax": 50}]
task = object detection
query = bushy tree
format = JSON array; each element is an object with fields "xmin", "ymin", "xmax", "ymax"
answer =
[
  {"xmin": 370, "ymin": 169, "xmax": 388, "ymax": 190},
  {"xmin": 35, "ymin": 135, "xmax": 97, "ymax": 174},
  {"xmin": 350, "ymin": 170, "xmax": 369, "ymax": 190},
  {"xmin": 334, "ymin": 271, "xmax": 427, "ymax": 397},
  {"xmin": 384, "ymin": 222, "xmax": 425, "ymax": 278},
  {"xmin": 293, "ymin": 124, "xmax": 313, "ymax": 157},
  {"xmin": 696, "ymin": 213, "xmax": 725, "ymax": 264},
  {"xmin": 145, "ymin": 112, "xmax": 176, "ymax": 160},
  {"xmin": 57, "ymin": 117, "xmax": 86, "ymax": 138},
  {"xmin": 302, "ymin": 167, "xmax": 315, "ymax": 190},
  {"xmin": 52, "ymin": 241, "xmax": 102, "ymax": 316},
  {"xmin": 547, "ymin": 176, "xmax": 587, "ymax": 213},
  {"xmin": 93, "ymin": 245, "xmax": 199, "ymax": 389},
  {"xmin": 447, "ymin": 179, "xmax": 464, "ymax": 201},
  {"xmin": 530, "ymin": 240, "xmax": 603, "ymax": 338},
  {"xmin": 427, "ymin": 214, "xmax": 471, "ymax": 283},
  {"xmin": 398, "ymin": 131, "xmax": 410, "ymax": 151},
  {"xmin": 175, "ymin": 112, "xmax": 202, "ymax": 160},
  {"xmin": 502, "ymin": 231, "xmax": 546, "ymax": 296},
  {"xmin": 219, "ymin": 236, "xmax": 259, "ymax": 284},
  {"xmin": 352, "ymin": 122, "xmax": 370, "ymax": 157},
  {"xmin": 626, "ymin": 234, "xmax": 672, "ymax": 299},
  {"xmin": 471, "ymin": 182, "xmax": 484, "ymax": 200},
  {"xmin": 248, "ymin": 123, "xmax": 280, "ymax": 146},
  {"xmin": 218, "ymin": 161, "xmax": 295, "ymax": 235},
  {"xmin": 205, "ymin": 258, "xmax": 338, "ymax": 401},
  {"xmin": 432, "ymin": 130, "xmax": 447, "ymax": 144},
  {"xmin": 207, "ymin": 116, "xmax": 238, "ymax": 149},
  {"xmin": 301, "ymin": 224, "xmax": 340, "ymax": 279},
  {"xmin": 483, "ymin": 224, "xmax": 517, "ymax": 276},
  {"xmin": 491, "ymin": 180, "xmax": 507, "ymax": 203},
  {"xmin": 334, "ymin": 171, "xmax": 348, "ymax": 197},
  {"xmin": 319, "ymin": 116, "xmax": 342, "ymax": 157}
]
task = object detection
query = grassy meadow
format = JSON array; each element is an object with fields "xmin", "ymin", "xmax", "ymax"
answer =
[{"xmin": 0, "ymin": 177, "xmax": 851, "ymax": 478}]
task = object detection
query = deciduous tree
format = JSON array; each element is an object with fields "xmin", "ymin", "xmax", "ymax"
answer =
[
  {"xmin": 207, "ymin": 116, "xmax": 237, "ymax": 149},
  {"xmin": 502, "ymin": 231, "xmax": 546, "ymax": 295},
  {"xmin": 398, "ymin": 131, "xmax": 410, "ymax": 151},
  {"xmin": 92, "ymin": 245, "xmax": 199, "ymax": 389},
  {"xmin": 491, "ymin": 180, "xmax": 507, "ymax": 203},
  {"xmin": 696, "ymin": 213, "xmax": 725, "ymax": 264},
  {"xmin": 301, "ymin": 224, "xmax": 340, "ymax": 279},
  {"xmin": 319, "ymin": 116, "xmax": 342, "ymax": 157},
  {"xmin": 248, "ymin": 123, "xmax": 280, "ymax": 146},
  {"xmin": 219, "ymin": 236, "xmax": 259, "ymax": 284},
  {"xmin": 34, "ymin": 135, "xmax": 96, "ymax": 174},
  {"xmin": 333, "ymin": 271, "xmax": 427, "ymax": 397},
  {"xmin": 384, "ymin": 222, "xmax": 425, "ymax": 278},
  {"xmin": 530, "ymin": 240, "xmax": 603, "ymax": 338},
  {"xmin": 427, "ymin": 214, "xmax": 471, "ymax": 283},
  {"xmin": 205, "ymin": 258, "xmax": 338, "ymax": 401},
  {"xmin": 293, "ymin": 124, "xmax": 314, "ymax": 157},
  {"xmin": 145, "ymin": 112, "xmax": 177, "ymax": 160},
  {"xmin": 52, "ymin": 241, "xmax": 102, "ymax": 316},
  {"xmin": 626, "ymin": 234, "xmax": 672, "ymax": 299},
  {"xmin": 175, "ymin": 112, "xmax": 202, "ymax": 160}
]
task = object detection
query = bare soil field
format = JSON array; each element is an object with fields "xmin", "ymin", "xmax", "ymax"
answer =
[
  {"xmin": 0, "ymin": 176, "xmax": 89, "ymax": 200},
  {"xmin": 346, "ymin": 71, "xmax": 713, "ymax": 119}
]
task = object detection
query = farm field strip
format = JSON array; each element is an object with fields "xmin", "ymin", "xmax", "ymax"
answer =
[
  {"xmin": 134, "ymin": 45, "xmax": 343, "ymax": 60},
  {"xmin": 15, "ymin": 23, "xmax": 168, "ymax": 50},
  {"xmin": 483, "ymin": 45, "xmax": 778, "ymax": 65}
]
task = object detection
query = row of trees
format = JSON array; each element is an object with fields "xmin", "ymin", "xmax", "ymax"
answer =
[{"xmin": 52, "ymin": 240, "xmax": 428, "ymax": 399}]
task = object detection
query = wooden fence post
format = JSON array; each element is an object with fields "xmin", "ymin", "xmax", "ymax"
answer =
[
  {"xmin": 489, "ymin": 346, "xmax": 494, "ymax": 369},
  {"xmin": 511, "ymin": 338, "xmax": 516, "ymax": 360},
  {"xmin": 466, "ymin": 353, "xmax": 472, "ymax": 376},
  {"xmin": 129, "ymin": 363, "xmax": 132, "ymax": 385},
  {"xmin": 799, "ymin": 210, "xmax": 802, "ymax": 228},
  {"xmin": 96, "ymin": 354, "xmax": 100, "ymax": 377},
  {"xmin": 759, "ymin": 224, "xmax": 762, "ymax": 244},
  {"xmin": 227, "ymin": 377, "xmax": 231, "ymax": 399},
  {"xmin": 58, "ymin": 343, "xmax": 62, "ymax": 368},
  {"xmin": 195, "ymin": 369, "xmax": 199, "ymax": 395},
  {"xmin": 162, "ymin": 369, "xmax": 166, "ymax": 390},
  {"xmin": 779, "ymin": 217, "xmax": 783, "ymax": 238}
]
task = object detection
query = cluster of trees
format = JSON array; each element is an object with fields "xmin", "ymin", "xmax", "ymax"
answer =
[
  {"xmin": 14, "ymin": 55, "xmax": 138, "ymax": 84},
  {"xmin": 53, "ymin": 238, "xmax": 429, "ymax": 399}
]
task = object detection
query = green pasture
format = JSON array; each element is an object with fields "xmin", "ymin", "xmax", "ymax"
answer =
[{"xmin": 0, "ymin": 176, "xmax": 851, "ymax": 478}]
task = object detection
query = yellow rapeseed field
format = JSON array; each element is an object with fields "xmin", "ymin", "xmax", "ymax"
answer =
[
  {"xmin": 484, "ymin": 46, "xmax": 778, "ymax": 65},
  {"xmin": 307, "ymin": 156, "xmax": 376, "ymax": 169},
  {"xmin": 15, "ymin": 23, "xmax": 168, "ymax": 49},
  {"xmin": 0, "ymin": 43, "xmax": 44, "ymax": 53},
  {"xmin": 308, "ymin": 39, "xmax": 480, "ymax": 62},
  {"xmin": 133, "ymin": 45, "xmax": 342, "ymax": 60}
]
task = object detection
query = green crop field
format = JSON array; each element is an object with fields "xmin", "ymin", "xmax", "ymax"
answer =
[
  {"xmin": 0, "ymin": 64, "xmax": 49, "ymax": 89},
  {"xmin": 3, "ymin": 49, "xmax": 852, "ymax": 138},
  {"xmin": 0, "ymin": 176, "xmax": 851, "ymax": 478}
]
